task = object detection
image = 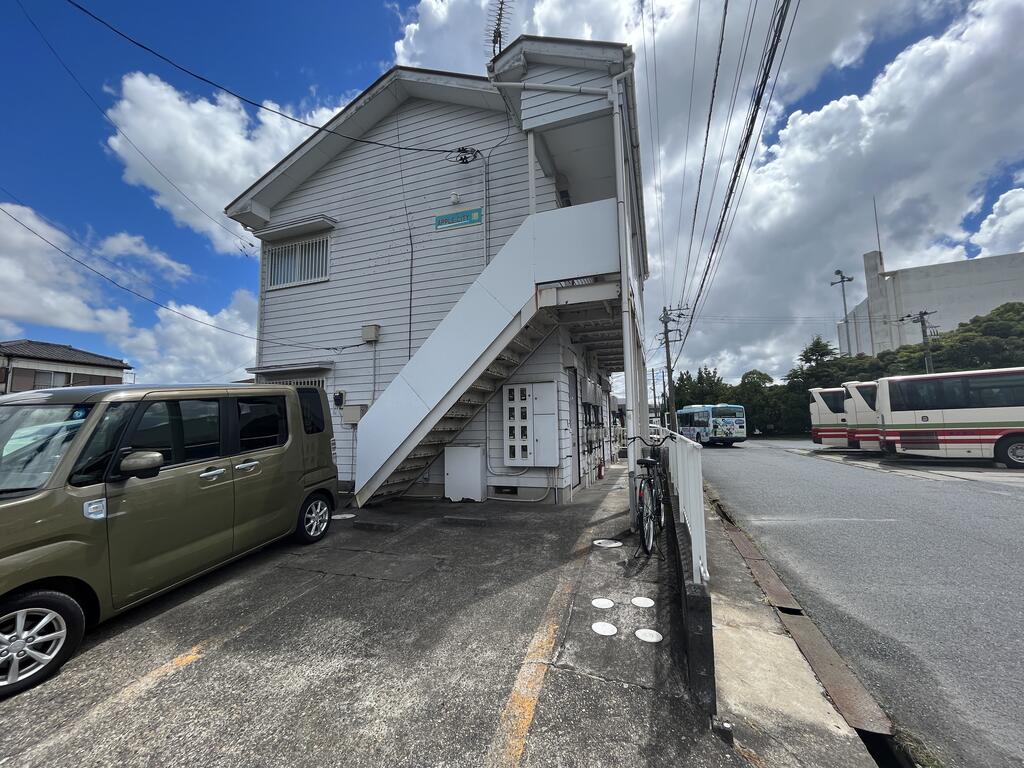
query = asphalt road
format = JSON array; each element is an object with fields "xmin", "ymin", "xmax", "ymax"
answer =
[{"xmin": 702, "ymin": 439, "xmax": 1024, "ymax": 768}]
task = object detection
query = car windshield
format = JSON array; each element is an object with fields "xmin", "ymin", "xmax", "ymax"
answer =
[{"xmin": 0, "ymin": 403, "xmax": 94, "ymax": 494}]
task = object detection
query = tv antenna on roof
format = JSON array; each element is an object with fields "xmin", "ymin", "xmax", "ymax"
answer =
[{"xmin": 487, "ymin": 0, "xmax": 513, "ymax": 59}]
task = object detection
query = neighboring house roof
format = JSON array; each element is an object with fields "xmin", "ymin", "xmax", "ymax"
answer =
[
  {"xmin": 224, "ymin": 66, "xmax": 503, "ymax": 230},
  {"xmin": 0, "ymin": 339, "xmax": 132, "ymax": 370}
]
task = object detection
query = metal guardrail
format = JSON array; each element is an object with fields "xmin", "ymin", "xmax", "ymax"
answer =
[{"xmin": 651, "ymin": 426, "xmax": 709, "ymax": 585}]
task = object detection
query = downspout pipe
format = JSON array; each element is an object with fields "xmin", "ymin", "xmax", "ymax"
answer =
[{"xmin": 610, "ymin": 69, "xmax": 639, "ymax": 526}]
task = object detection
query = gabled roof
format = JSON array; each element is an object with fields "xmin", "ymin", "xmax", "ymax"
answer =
[
  {"xmin": 225, "ymin": 66, "xmax": 505, "ymax": 230},
  {"xmin": 0, "ymin": 339, "xmax": 131, "ymax": 370}
]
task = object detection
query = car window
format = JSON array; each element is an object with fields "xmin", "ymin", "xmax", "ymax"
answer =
[
  {"xmin": 237, "ymin": 396, "xmax": 287, "ymax": 451},
  {"xmin": 126, "ymin": 399, "xmax": 222, "ymax": 467},
  {"xmin": 69, "ymin": 402, "xmax": 135, "ymax": 486},
  {"xmin": 131, "ymin": 402, "xmax": 174, "ymax": 463},
  {"xmin": 297, "ymin": 388, "xmax": 325, "ymax": 434},
  {"xmin": 181, "ymin": 400, "xmax": 221, "ymax": 462}
]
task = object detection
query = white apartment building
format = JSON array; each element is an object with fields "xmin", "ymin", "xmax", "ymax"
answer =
[
  {"xmin": 839, "ymin": 249, "xmax": 1024, "ymax": 356},
  {"xmin": 226, "ymin": 36, "xmax": 652, "ymax": 506}
]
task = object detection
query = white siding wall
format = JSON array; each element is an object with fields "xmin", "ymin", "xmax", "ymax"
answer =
[
  {"xmin": 256, "ymin": 96, "xmax": 558, "ymax": 483},
  {"xmin": 520, "ymin": 64, "xmax": 613, "ymax": 131}
]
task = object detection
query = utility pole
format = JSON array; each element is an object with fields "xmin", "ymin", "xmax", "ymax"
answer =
[
  {"xmin": 660, "ymin": 306, "xmax": 684, "ymax": 433},
  {"xmin": 831, "ymin": 269, "xmax": 854, "ymax": 355},
  {"xmin": 901, "ymin": 310, "xmax": 936, "ymax": 374},
  {"xmin": 650, "ymin": 368, "xmax": 658, "ymax": 426},
  {"xmin": 660, "ymin": 370, "xmax": 667, "ymax": 427}
]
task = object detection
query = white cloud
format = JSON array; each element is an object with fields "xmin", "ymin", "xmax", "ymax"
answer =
[
  {"xmin": 971, "ymin": 187, "xmax": 1024, "ymax": 256},
  {"xmin": 120, "ymin": 289, "xmax": 257, "ymax": 383},
  {"xmin": 0, "ymin": 318, "xmax": 23, "ymax": 338},
  {"xmin": 105, "ymin": 73, "xmax": 346, "ymax": 254},
  {"xmin": 0, "ymin": 203, "xmax": 133, "ymax": 335},
  {"xmin": 97, "ymin": 232, "xmax": 192, "ymax": 284}
]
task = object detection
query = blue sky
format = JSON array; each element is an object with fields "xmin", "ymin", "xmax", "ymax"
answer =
[
  {"xmin": 1, "ymin": 0, "xmax": 414, "ymax": 367},
  {"xmin": 2, "ymin": 0, "xmax": 1023, "ymax": 382}
]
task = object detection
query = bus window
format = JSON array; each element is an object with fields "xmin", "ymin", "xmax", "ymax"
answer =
[
  {"xmin": 857, "ymin": 384, "xmax": 877, "ymax": 410},
  {"xmin": 967, "ymin": 373, "xmax": 1024, "ymax": 408},
  {"xmin": 819, "ymin": 391, "xmax": 846, "ymax": 414},
  {"xmin": 693, "ymin": 411, "xmax": 709, "ymax": 427},
  {"xmin": 713, "ymin": 406, "xmax": 743, "ymax": 418}
]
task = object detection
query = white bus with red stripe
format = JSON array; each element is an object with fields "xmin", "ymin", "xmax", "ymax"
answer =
[
  {"xmin": 809, "ymin": 387, "xmax": 849, "ymax": 447},
  {"xmin": 876, "ymin": 367, "xmax": 1024, "ymax": 468},
  {"xmin": 842, "ymin": 380, "xmax": 881, "ymax": 451}
]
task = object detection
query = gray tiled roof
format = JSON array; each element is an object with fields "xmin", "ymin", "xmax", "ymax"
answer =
[{"xmin": 0, "ymin": 339, "xmax": 131, "ymax": 370}]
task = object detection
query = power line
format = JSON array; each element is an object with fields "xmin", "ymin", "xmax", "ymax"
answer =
[
  {"xmin": 15, "ymin": 0, "xmax": 257, "ymax": 257},
  {"xmin": 681, "ymin": 0, "xmax": 796, "ymax": 352},
  {"xmin": 0, "ymin": 202, "xmax": 360, "ymax": 354},
  {"xmin": 61, "ymin": 0, "xmax": 480, "ymax": 162},
  {"xmin": 679, "ymin": 0, "xmax": 730, "ymax": 311},
  {"xmin": 639, "ymin": 0, "xmax": 668, "ymax": 309},
  {"xmin": 667, "ymin": 0, "xmax": 702, "ymax": 310}
]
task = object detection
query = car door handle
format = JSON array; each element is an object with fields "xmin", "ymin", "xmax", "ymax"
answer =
[
  {"xmin": 235, "ymin": 460, "xmax": 260, "ymax": 472},
  {"xmin": 199, "ymin": 467, "xmax": 226, "ymax": 479}
]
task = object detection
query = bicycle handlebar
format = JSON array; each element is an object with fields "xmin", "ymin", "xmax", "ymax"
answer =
[{"xmin": 626, "ymin": 433, "xmax": 676, "ymax": 448}]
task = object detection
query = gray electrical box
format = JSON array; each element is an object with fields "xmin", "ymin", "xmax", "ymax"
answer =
[
  {"xmin": 361, "ymin": 324, "xmax": 381, "ymax": 343},
  {"xmin": 342, "ymin": 404, "xmax": 368, "ymax": 424},
  {"xmin": 444, "ymin": 446, "xmax": 486, "ymax": 502}
]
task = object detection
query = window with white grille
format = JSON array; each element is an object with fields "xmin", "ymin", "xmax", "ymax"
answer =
[{"xmin": 264, "ymin": 235, "xmax": 330, "ymax": 288}]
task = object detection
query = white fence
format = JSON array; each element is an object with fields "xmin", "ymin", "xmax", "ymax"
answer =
[{"xmin": 651, "ymin": 427, "xmax": 708, "ymax": 585}]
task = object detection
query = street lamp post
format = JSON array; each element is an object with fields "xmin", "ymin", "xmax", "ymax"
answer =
[{"xmin": 831, "ymin": 269, "xmax": 854, "ymax": 355}]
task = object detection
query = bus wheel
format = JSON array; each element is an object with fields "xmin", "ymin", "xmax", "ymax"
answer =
[{"xmin": 996, "ymin": 435, "xmax": 1024, "ymax": 470}]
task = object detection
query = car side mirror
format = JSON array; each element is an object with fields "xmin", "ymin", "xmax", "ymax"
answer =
[{"xmin": 119, "ymin": 450, "xmax": 164, "ymax": 479}]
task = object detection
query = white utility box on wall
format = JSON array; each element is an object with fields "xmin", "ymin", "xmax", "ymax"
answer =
[
  {"xmin": 503, "ymin": 382, "xmax": 559, "ymax": 467},
  {"xmin": 444, "ymin": 446, "xmax": 486, "ymax": 502}
]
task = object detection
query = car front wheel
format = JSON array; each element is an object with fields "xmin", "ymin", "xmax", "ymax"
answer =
[{"xmin": 0, "ymin": 590, "xmax": 85, "ymax": 698}]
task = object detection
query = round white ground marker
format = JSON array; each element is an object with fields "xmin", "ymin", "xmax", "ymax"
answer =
[
  {"xmin": 631, "ymin": 596, "xmax": 655, "ymax": 609},
  {"xmin": 592, "ymin": 539, "xmax": 623, "ymax": 548},
  {"xmin": 591, "ymin": 597, "xmax": 615, "ymax": 609},
  {"xmin": 635, "ymin": 628, "xmax": 663, "ymax": 643},
  {"xmin": 332, "ymin": 513, "xmax": 356, "ymax": 520},
  {"xmin": 592, "ymin": 621, "xmax": 618, "ymax": 636}
]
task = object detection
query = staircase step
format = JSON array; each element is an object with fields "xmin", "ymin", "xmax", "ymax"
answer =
[
  {"xmin": 445, "ymin": 406, "xmax": 475, "ymax": 420},
  {"xmin": 496, "ymin": 349, "xmax": 521, "ymax": 366}
]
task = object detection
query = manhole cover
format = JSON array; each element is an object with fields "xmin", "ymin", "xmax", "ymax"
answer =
[
  {"xmin": 635, "ymin": 628, "xmax": 663, "ymax": 643},
  {"xmin": 591, "ymin": 622, "xmax": 618, "ymax": 636},
  {"xmin": 332, "ymin": 513, "xmax": 356, "ymax": 520},
  {"xmin": 593, "ymin": 539, "xmax": 622, "ymax": 548},
  {"xmin": 631, "ymin": 596, "xmax": 654, "ymax": 608},
  {"xmin": 591, "ymin": 598, "xmax": 614, "ymax": 609}
]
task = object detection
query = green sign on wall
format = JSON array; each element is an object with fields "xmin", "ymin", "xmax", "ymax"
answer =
[{"xmin": 435, "ymin": 207, "xmax": 483, "ymax": 231}]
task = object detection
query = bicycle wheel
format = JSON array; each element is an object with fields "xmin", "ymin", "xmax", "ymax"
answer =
[
  {"xmin": 639, "ymin": 477, "xmax": 656, "ymax": 555},
  {"xmin": 654, "ymin": 472, "xmax": 666, "ymax": 531}
]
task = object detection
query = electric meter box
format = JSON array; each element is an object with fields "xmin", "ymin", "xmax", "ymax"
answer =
[{"xmin": 502, "ymin": 381, "xmax": 559, "ymax": 467}]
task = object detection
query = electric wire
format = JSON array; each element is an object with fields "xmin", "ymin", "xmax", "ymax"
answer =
[
  {"xmin": 0, "ymin": 202, "xmax": 361, "ymax": 354},
  {"xmin": 16, "ymin": 0, "xmax": 257, "ymax": 257},
  {"xmin": 61, "ymin": 0, "xmax": 480, "ymax": 161},
  {"xmin": 673, "ymin": 0, "xmax": 800, "ymax": 371},
  {"xmin": 639, "ymin": 0, "xmax": 668, "ymax": 309},
  {"xmin": 678, "ymin": 0, "xmax": 730, "ymax": 313}
]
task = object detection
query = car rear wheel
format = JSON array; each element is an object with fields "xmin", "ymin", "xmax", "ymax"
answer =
[
  {"xmin": 293, "ymin": 494, "xmax": 332, "ymax": 544},
  {"xmin": 0, "ymin": 590, "xmax": 85, "ymax": 698},
  {"xmin": 996, "ymin": 436, "xmax": 1024, "ymax": 470}
]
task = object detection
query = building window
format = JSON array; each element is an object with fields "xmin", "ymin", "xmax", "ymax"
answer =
[{"xmin": 264, "ymin": 235, "xmax": 330, "ymax": 289}]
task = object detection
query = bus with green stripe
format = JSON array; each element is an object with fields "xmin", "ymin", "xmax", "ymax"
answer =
[
  {"xmin": 809, "ymin": 387, "xmax": 848, "ymax": 447},
  {"xmin": 875, "ymin": 367, "xmax": 1024, "ymax": 468},
  {"xmin": 842, "ymin": 380, "xmax": 881, "ymax": 451}
]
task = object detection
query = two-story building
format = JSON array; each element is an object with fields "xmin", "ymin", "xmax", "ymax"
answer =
[
  {"xmin": 226, "ymin": 36, "xmax": 650, "ymax": 507},
  {"xmin": 0, "ymin": 339, "xmax": 131, "ymax": 394}
]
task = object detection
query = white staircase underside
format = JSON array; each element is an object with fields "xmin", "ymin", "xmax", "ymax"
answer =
[{"xmin": 354, "ymin": 198, "xmax": 619, "ymax": 507}]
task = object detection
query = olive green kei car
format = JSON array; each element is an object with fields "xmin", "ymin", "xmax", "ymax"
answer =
[{"xmin": 0, "ymin": 384, "xmax": 338, "ymax": 697}]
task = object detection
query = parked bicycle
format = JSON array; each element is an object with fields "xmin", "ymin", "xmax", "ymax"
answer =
[{"xmin": 627, "ymin": 433, "xmax": 674, "ymax": 555}]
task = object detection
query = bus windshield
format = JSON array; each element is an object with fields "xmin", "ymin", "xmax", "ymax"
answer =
[
  {"xmin": 857, "ymin": 384, "xmax": 878, "ymax": 410},
  {"xmin": 0, "ymin": 403, "xmax": 93, "ymax": 494},
  {"xmin": 819, "ymin": 391, "xmax": 846, "ymax": 414}
]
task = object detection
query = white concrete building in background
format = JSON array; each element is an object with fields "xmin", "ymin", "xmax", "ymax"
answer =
[{"xmin": 838, "ymin": 249, "xmax": 1024, "ymax": 356}]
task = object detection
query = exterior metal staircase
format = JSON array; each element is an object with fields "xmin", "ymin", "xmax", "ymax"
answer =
[
  {"xmin": 363, "ymin": 311, "xmax": 558, "ymax": 504},
  {"xmin": 354, "ymin": 198, "xmax": 619, "ymax": 508}
]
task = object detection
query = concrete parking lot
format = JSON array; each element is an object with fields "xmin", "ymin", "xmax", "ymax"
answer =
[{"xmin": 0, "ymin": 467, "xmax": 737, "ymax": 768}]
